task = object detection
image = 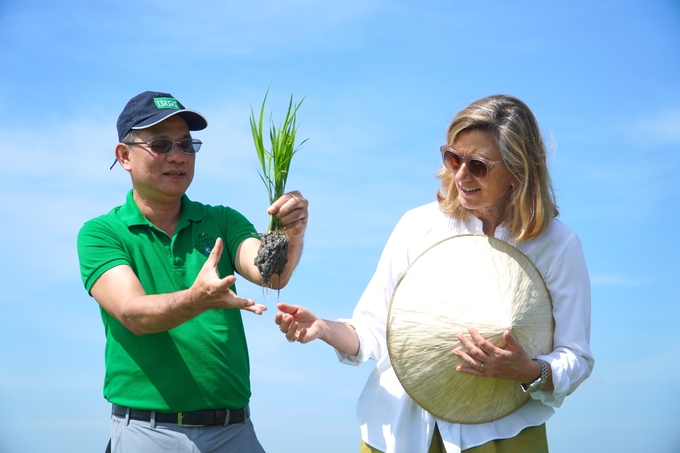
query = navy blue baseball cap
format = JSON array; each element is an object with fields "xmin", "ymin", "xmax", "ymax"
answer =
[{"xmin": 116, "ymin": 91, "xmax": 208, "ymax": 142}]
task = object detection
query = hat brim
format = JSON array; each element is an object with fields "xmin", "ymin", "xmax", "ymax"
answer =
[
  {"xmin": 387, "ymin": 234, "xmax": 554, "ymax": 424},
  {"xmin": 131, "ymin": 109, "xmax": 208, "ymax": 133}
]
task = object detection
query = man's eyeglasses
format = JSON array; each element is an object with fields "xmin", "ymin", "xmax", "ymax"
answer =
[
  {"xmin": 124, "ymin": 138, "xmax": 202, "ymax": 155},
  {"xmin": 440, "ymin": 145, "xmax": 505, "ymax": 180}
]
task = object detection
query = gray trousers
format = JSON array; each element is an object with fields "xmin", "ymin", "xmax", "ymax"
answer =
[{"xmin": 110, "ymin": 412, "xmax": 266, "ymax": 453}]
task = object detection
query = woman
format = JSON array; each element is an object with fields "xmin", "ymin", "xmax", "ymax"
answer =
[{"xmin": 275, "ymin": 95, "xmax": 594, "ymax": 453}]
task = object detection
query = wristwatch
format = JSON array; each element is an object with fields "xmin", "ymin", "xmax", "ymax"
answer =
[{"xmin": 521, "ymin": 359, "xmax": 548, "ymax": 393}]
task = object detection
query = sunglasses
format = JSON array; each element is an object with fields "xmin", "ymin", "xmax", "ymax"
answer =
[
  {"xmin": 440, "ymin": 145, "xmax": 505, "ymax": 180},
  {"xmin": 124, "ymin": 138, "xmax": 202, "ymax": 154}
]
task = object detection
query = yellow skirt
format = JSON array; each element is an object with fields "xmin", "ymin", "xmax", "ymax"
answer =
[{"xmin": 360, "ymin": 424, "xmax": 548, "ymax": 453}]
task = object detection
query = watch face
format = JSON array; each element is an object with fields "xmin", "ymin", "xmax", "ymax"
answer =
[{"xmin": 528, "ymin": 381, "xmax": 542, "ymax": 393}]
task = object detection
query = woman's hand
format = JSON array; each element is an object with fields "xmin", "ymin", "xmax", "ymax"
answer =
[
  {"xmin": 274, "ymin": 303, "xmax": 361, "ymax": 356},
  {"xmin": 452, "ymin": 328, "xmax": 543, "ymax": 384},
  {"xmin": 274, "ymin": 302, "xmax": 326, "ymax": 343}
]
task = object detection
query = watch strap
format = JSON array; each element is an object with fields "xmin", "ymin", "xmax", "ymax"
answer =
[{"xmin": 521, "ymin": 358, "xmax": 547, "ymax": 393}]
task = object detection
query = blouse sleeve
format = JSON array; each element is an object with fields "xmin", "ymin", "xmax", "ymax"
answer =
[{"xmin": 532, "ymin": 233, "xmax": 595, "ymax": 407}]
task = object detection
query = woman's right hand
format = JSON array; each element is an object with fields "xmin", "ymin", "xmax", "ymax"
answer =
[{"xmin": 274, "ymin": 303, "xmax": 327, "ymax": 343}]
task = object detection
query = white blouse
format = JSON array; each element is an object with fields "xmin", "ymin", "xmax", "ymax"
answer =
[{"xmin": 336, "ymin": 202, "xmax": 594, "ymax": 453}]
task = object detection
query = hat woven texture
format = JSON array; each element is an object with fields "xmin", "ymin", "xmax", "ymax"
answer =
[{"xmin": 387, "ymin": 234, "xmax": 553, "ymax": 424}]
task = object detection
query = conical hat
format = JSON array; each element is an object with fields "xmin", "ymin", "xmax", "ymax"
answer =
[{"xmin": 387, "ymin": 234, "xmax": 553, "ymax": 424}]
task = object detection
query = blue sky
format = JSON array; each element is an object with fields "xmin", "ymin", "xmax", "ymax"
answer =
[{"xmin": 1, "ymin": 1, "xmax": 679, "ymax": 452}]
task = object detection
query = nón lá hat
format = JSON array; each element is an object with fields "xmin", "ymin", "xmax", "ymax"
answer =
[{"xmin": 387, "ymin": 234, "xmax": 554, "ymax": 424}]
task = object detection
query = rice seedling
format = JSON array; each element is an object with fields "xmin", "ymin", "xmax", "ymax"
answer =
[{"xmin": 250, "ymin": 89, "xmax": 307, "ymax": 287}]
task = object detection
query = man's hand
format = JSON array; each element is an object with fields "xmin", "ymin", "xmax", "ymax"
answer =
[
  {"xmin": 267, "ymin": 190, "xmax": 308, "ymax": 242},
  {"xmin": 236, "ymin": 190, "xmax": 309, "ymax": 289},
  {"xmin": 190, "ymin": 237, "xmax": 266, "ymax": 315},
  {"xmin": 91, "ymin": 238, "xmax": 265, "ymax": 336}
]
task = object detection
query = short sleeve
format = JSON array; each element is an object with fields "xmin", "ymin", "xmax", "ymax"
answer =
[{"xmin": 77, "ymin": 217, "xmax": 130, "ymax": 293}]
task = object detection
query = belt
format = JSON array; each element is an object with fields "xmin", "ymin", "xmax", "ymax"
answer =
[{"xmin": 112, "ymin": 404, "xmax": 248, "ymax": 427}]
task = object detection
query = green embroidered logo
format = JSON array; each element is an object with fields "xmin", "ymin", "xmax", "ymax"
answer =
[
  {"xmin": 195, "ymin": 232, "xmax": 217, "ymax": 255},
  {"xmin": 153, "ymin": 97, "xmax": 180, "ymax": 110}
]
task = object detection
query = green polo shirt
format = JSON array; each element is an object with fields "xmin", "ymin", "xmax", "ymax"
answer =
[{"xmin": 77, "ymin": 190, "xmax": 261, "ymax": 412}]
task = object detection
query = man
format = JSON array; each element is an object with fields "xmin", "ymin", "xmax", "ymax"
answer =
[{"xmin": 77, "ymin": 91, "xmax": 308, "ymax": 452}]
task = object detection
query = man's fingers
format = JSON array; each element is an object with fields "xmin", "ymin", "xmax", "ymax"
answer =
[
  {"xmin": 267, "ymin": 191, "xmax": 307, "ymax": 216},
  {"xmin": 281, "ymin": 217, "xmax": 307, "ymax": 237},
  {"xmin": 242, "ymin": 303, "xmax": 267, "ymax": 315},
  {"xmin": 231, "ymin": 293, "xmax": 265, "ymax": 314},
  {"xmin": 206, "ymin": 237, "xmax": 224, "ymax": 267},
  {"xmin": 221, "ymin": 275, "xmax": 237, "ymax": 287},
  {"xmin": 267, "ymin": 190, "xmax": 301, "ymax": 209},
  {"xmin": 267, "ymin": 196, "xmax": 285, "ymax": 215},
  {"xmin": 267, "ymin": 192, "xmax": 308, "ymax": 242}
]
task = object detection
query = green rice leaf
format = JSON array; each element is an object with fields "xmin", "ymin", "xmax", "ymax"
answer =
[{"xmin": 249, "ymin": 89, "xmax": 307, "ymax": 232}]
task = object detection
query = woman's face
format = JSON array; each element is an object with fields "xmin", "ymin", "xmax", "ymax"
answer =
[{"xmin": 451, "ymin": 129, "xmax": 517, "ymax": 225}]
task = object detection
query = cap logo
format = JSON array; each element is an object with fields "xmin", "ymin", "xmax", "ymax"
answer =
[{"xmin": 153, "ymin": 97, "xmax": 180, "ymax": 110}]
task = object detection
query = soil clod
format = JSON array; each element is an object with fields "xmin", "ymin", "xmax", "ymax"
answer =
[{"xmin": 254, "ymin": 231, "xmax": 289, "ymax": 287}]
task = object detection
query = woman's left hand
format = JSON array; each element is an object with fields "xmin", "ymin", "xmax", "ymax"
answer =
[{"xmin": 452, "ymin": 328, "xmax": 535, "ymax": 382}]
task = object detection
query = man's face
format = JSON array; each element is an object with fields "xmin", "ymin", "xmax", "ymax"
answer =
[{"xmin": 122, "ymin": 115, "xmax": 195, "ymax": 205}]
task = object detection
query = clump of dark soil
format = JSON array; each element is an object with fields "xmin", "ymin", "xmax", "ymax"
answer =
[{"xmin": 254, "ymin": 231, "xmax": 289, "ymax": 287}]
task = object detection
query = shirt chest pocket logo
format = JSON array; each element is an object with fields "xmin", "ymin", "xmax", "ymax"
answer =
[{"xmin": 195, "ymin": 233, "xmax": 217, "ymax": 256}]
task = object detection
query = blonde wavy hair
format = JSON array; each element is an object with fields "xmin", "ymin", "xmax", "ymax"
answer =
[{"xmin": 436, "ymin": 95, "xmax": 558, "ymax": 242}]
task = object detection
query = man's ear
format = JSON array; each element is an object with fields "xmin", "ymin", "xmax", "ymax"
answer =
[{"xmin": 115, "ymin": 143, "xmax": 132, "ymax": 170}]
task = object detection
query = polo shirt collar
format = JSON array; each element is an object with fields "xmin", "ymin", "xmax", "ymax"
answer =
[{"xmin": 119, "ymin": 189, "xmax": 206, "ymax": 229}]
